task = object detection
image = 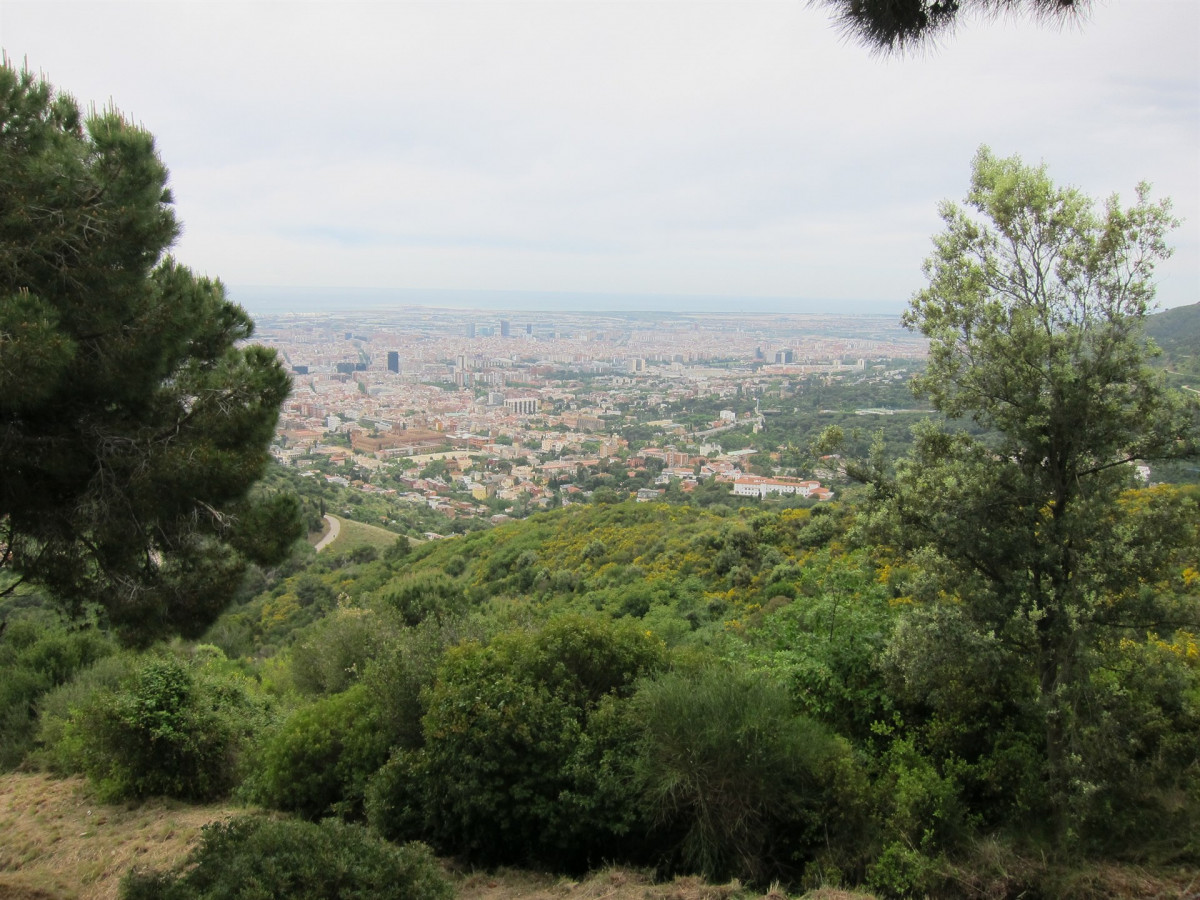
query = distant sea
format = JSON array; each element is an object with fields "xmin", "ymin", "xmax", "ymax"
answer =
[{"xmin": 229, "ymin": 285, "xmax": 907, "ymax": 318}]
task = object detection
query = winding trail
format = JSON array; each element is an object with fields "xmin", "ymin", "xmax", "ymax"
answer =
[{"xmin": 314, "ymin": 514, "xmax": 341, "ymax": 552}]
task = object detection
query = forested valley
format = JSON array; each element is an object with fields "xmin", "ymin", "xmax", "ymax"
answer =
[{"xmin": 3, "ymin": 61, "xmax": 1200, "ymax": 900}]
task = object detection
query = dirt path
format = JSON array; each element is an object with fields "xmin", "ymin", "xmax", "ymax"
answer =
[{"xmin": 314, "ymin": 514, "xmax": 341, "ymax": 552}]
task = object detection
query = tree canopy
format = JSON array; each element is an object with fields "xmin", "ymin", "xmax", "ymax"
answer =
[
  {"xmin": 0, "ymin": 64, "xmax": 301, "ymax": 643},
  {"xmin": 857, "ymin": 146, "xmax": 1199, "ymax": 842},
  {"xmin": 813, "ymin": 0, "xmax": 1092, "ymax": 53}
]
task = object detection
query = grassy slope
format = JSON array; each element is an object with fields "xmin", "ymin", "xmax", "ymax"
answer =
[
  {"xmin": 320, "ymin": 515, "xmax": 405, "ymax": 555},
  {"xmin": 0, "ymin": 773, "xmax": 877, "ymax": 900},
  {"xmin": 0, "ymin": 773, "xmax": 235, "ymax": 900}
]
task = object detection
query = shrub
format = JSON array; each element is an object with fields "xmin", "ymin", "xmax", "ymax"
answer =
[
  {"xmin": 403, "ymin": 664, "xmax": 582, "ymax": 864},
  {"xmin": 0, "ymin": 615, "xmax": 116, "ymax": 770},
  {"xmin": 869, "ymin": 732, "xmax": 965, "ymax": 857},
  {"xmin": 747, "ymin": 550, "xmax": 897, "ymax": 744},
  {"xmin": 1064, "ymin": 633, "xmax": 1200, "ymax": 858},
  {"xmin": 64, "ymin": 653, "xmax": 268, "ymax": 801},
  {"xmin": 631, "ymin": 664, "xmax": 859, "ymax": 884},
  {"xmin": 0, "ymin": 666, "xmax": 48, "ymax": 770},
  {"xmin": 362, "ymin": 616, "xmax": 476, "ymax": 753},
  {"xmin": 376, "ymin": 571, "xmax": 467, "ymax": 626},
  {"xmin": 120, "ymin": 815, "xmax": 451, "ymax": 900},
  {"xmin": 384, "ymin": 536, "xmax": 412, "ymax": 563},
  {"xmin": 367, "ymin": 616, "xmax": 668, "ymax": 869},
  {"xmin": 866, "ymin": 841, "xmax": 942, "ymax": 899},
  {"xmin": 34, "ymin": 652, "xmax": 135, "ymax": 773},
  {"xmin": 289, "ymin": 606, "xmax": 380, "ymax": 696},
  {"xmin": 364, "ymin": 747, "xmax": 428, "ymax": 847},
  {"xmin": 248, "ymin": 683, "xmax": 391, "ymax": 820},
  {"xmin": 556, "ymin": 692, "xmax": 649, "ymax": 865}
]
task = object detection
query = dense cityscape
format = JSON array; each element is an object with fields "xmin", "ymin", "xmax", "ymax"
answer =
[{"xmin": 256, "ymin": 308, "xmax": 929, "ymax": 525}]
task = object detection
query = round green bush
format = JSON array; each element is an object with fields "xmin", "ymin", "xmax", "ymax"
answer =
[
  {"xmin": 367, "ymin": 615, "xmax": 668, "ymax": 869},
  {"xmin": 65, "ymin": 653, "xmax": 267, "ymax": 801},
  {"xmin": 631, "ymin": 664, "xmax": 861, "ymax": 884},
  {"xmin": 120, "ymin": 815, "xmax": 452, "ymax": 900},
  {"xmin": 249, "ymin": 682, "xmax": 391, "ymax": 820}
]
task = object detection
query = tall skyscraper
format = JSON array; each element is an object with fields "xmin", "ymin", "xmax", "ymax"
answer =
[
  {"xmin": 387, "ymin": 351, "xmax": 400, "ymax": 373},
  {"xmin": 500, "ymin": 319, "xmax": 511, "ymax": 338}
]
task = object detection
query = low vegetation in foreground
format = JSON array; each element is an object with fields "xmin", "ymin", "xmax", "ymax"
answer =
[{"xmin": 2, "ymin": 63, "xmax": 1199, "ymax": 900}]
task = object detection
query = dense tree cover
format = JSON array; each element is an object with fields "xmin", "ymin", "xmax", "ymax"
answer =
[
  {"xmin": 0, "ymin": 64, "xmax": 302, "ymax": 643},
  {"xmin": 7, "ymin": 481, "xmax": 1198, "ymax": 892},
  {"xmin": 1145, "ymin": 301, "xmax": 1200, "ymax": 381}
]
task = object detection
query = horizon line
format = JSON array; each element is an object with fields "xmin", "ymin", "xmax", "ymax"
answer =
[{"xmin": 227, "ymin": 285, "xmax": 910, "ymax": 317}]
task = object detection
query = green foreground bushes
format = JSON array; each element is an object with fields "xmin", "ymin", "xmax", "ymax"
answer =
[
  {"xmin": 121, "ymin": 816, "xmax": 451, "ymax": 900},
  {"xmin": 631, "ymin": 667, "xmax": 864, "ymax": 883},
  {"xmin": 358, "ymin": 615, "xmax": 872, "ymax": 882},
  {"xmin": 247, "ymin": 683, "xmax": 391, "ymax": 820},
  {"xmin": 7, "ymin": 503, "xmax": 1199, "ymax": 894},
  {"xmin": 51, "ymin": 651, "xmax": 271, "ymax": 802},
  {"xmin": 367, "ymin": 615, "xmax": 671, "ymax": 869},
  {"xmin": 0, "ymin": 613, "xmax": 116, "ymax": 770}
]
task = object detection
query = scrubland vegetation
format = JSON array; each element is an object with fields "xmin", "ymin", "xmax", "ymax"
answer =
[
  {"xmin": 3, "ymin": 62, "xmax": 1199, "ymax": 900},
  {"xmin": 4, "ymin": 478, "xmax": 1199, "ymax": 897}
]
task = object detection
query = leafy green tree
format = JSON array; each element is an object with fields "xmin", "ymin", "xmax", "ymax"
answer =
[
  {"xmin": 856, "ymin": 147, "xmax": 1199, "ymax": 841},
  {"xmin": 0, "ymin": 64, "xmax": 301, "ymax": 642}
]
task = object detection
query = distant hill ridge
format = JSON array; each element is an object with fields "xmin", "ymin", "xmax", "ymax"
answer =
[{"xmin": 1145, "ymin": 301, "xmax": 1200, "ymax": 359}]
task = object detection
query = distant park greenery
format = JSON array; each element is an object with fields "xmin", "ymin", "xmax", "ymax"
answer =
[{"xmin": 1, "ymin": 64, "xmax": 1197, "ymax": 899}]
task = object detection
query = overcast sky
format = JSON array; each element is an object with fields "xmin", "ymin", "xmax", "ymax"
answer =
[{"xmin": 2, "ymin": 1, "xmax": 1197, "ymax": 313}]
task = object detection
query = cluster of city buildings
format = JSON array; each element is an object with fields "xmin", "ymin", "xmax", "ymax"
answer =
[{"xmin": 254, "ymin": 307, "xmax": 925, "ymax": 519}]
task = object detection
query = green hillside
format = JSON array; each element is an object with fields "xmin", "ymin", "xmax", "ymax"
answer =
[
  {"xmin": 319, "ymin": 515, "xmax": 411, "ymax": 557},
  {"xmin": 1146, "ymin": 301, "xmax": 1200, "ymax": 374},
  {"xmin": 4, "ymin": 489, "xmax": 1199, "ymax": 895}
]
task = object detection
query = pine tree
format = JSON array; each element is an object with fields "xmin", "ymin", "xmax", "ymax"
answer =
[{"xmin": 0, "ymin": 63, "xmax": 301, "ymax": 643}]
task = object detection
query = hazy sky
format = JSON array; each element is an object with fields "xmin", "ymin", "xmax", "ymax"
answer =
[{"xmin": 2, "ymin": 1, "xmax": 1197, "ymax": 312}]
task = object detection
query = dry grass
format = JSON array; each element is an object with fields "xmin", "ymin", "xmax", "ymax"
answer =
[
  {"xmin": 324, "ymin": 516, "xmax": 404, "ymax": 555},
  {"xmin": 453, "ymin": 867, "xmax": 875, "ymax": 900},
  {"xmin": 6, "ymin": 772, "xmax": 1192, "ymax": 900},
  {"xmin": 0, "ymin": 774, "xmax": 870, "ymax": 900},
  {"xmin": 0, "ymin": 773, "xmax": 237, "ymax": 900}
]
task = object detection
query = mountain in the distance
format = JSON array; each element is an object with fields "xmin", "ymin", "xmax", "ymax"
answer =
[{"xmin": 1145, "ymin": 302, "xmax": 1200, "ymax": 363}]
